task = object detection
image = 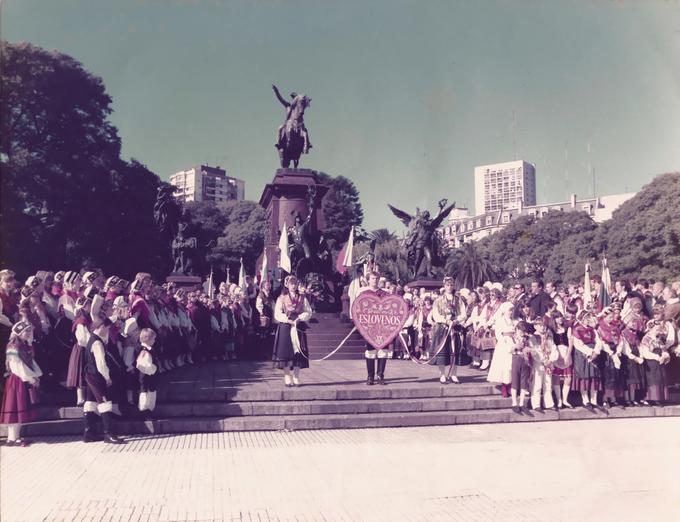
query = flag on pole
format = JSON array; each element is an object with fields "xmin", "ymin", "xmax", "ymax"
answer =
[
  {"xmin": 260, "ymin": 248, "xmax": 268, "ymax": 285},
  {"xmin": 278, "ymin": 225, "xmax": 291, "ymax": 273},
  {"xmin": 204, "ymin": 266, "xmax": 215, "ymax": 299},
  {"xmin": 226, "ymin": 267, "xmax": 231, "ymax": 285},
  {"xmin": 583, "ymin": 262, "xmax": 593, "ymax": 309},
  {"xmin": 336, "ymin": 227, "xmax": 354, "ymax": 274},
  {"xmin": 238, "ymin": 257, "xmax": 247, "ymax": 291},
  {"xmin": 599, "ymin": 256, "xmax": 612, "ymax": 309}
]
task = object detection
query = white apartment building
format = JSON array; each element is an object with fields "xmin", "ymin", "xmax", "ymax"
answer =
[
  {"xmin": 474, "ymin": 160, "xmax": 537, "ymax": 214},
  {"xmin": 170, "ymin": 165, "xmax": 245, "ymax": 204}
]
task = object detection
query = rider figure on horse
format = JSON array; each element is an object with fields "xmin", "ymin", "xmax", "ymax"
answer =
[{"xmin": 273, "ymin": 84, "xmax": 312, "ymax": 154}]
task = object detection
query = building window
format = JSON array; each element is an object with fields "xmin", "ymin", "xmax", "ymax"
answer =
[
  {"xmin": 485, "ymin": 216, "xmax": 493, "ymax": 226},
  {"xmin": 502, "ymin": 214, "xmax": 510, "ymax": 224}
]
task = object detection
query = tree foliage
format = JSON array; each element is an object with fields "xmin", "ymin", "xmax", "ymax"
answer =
[
  {"xmin": 316, "ymin": 172, "xmax": 364, "ymax": 251},
  {"xmin": 194, "ymin": 200, "xmax": 267, "ymax": 276},
  {"xmin": 0, "ymin": 41, "xmax": 165, "ymax": 278},
  {"xmin": 475, "ymin": 210, "xmax": 599, "ymax": 284},
  {"xmin": 597, "ymin": 172, "xmax": 680, "ymax": 281}
]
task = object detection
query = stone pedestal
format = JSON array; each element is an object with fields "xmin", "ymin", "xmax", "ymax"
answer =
[
  {"xmin": 258, "ymin": 168, "xmax": 330, "ymax": 273},
  {"xmin": 407, "ymin": 279, "xmax": 444, "ymax": 291},
  {"xmin": 166, "ymin": 274, "xmax": 202, "ymax": 291}
]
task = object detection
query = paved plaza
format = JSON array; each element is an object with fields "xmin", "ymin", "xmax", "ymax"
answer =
[{"xmin": 2, "ymin": 417, "xmax": 679, "ymax": 522}]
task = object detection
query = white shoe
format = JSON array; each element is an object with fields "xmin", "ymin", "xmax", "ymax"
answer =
[
  {"xmin": 284, "ymin": 374, "xmax": 292, "ymax": 386},
  {"xmin": 479, "ymin": 361, "xmax": 490, "ymax": 370},
  {"xmin": 449, "ymin": 375, "xmax": 460, "ymax": 384},
  {"xmin": 292, "ymin": 376, "xmax": 300, "ymax": 386},
  {"xmin": 440, "ymin": 375, "xmax": 447, "ymax": 384}
]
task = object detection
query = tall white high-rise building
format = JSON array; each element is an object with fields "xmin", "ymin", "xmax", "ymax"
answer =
[
  {"xmin": 474, "ymin": 160, "xmax": 536, "ymax": 214},
  {"xmin": 170, "ymin": 165, "xmax": 245, "ymax": 204}
]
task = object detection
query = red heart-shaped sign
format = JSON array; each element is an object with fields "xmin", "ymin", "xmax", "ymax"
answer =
[{"xmin": 351, "ymin": 290, "xmax": 410, "ymax": 349}]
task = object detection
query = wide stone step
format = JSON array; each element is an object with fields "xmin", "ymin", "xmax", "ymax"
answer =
[
  {"xmin": 161, "ymin": 383, "xmax": 502, "ymax": 402},
  {"xmin": 28, "ymin": 395, "xmax": 513, "ymax": 421},
  {"xmin": 6, "ymin": 404, "xmax": 679, "ymax": 437}
]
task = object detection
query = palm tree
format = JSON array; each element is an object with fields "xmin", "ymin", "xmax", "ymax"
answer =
[
  {"xmin": 368, "ymin": 228, "xmax": 397, "ymax": 245},
  {"xmin": 446, "ymin": 241, "xmax": 497, "ymax": 289}
]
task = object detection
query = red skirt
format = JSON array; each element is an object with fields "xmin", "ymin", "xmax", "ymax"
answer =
[
  {"xmin": 66, "ymin": 344, "xmax": 86, "ymax": 388},
  {"xmin": 1, "ymin": 374, "xmax": 35, "ymax": 424}
]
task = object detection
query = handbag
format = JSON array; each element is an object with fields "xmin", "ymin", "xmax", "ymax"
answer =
[{"xmin": 481, "ymin": 330, "xmax": 497, "ymax": 351}]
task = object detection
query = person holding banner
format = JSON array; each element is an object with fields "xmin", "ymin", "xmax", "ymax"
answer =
[
  {"xmin": 358, "ymin": 271, "xmax": 391, "ymax": 385},
  {"xmin": 272, "ymin": 275, "xmax": 312, "ymax": 386}
]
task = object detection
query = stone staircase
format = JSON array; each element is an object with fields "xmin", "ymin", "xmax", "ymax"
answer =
[
  {"xmin": 306, "ymin": 312, "xmax": 365, "ymax": 360},
  {"xmin": 5, "ymin": 379, "xmax": 679, "ymax": 438}
]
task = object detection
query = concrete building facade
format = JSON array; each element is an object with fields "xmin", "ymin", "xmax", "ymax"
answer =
[
  {"xmin": 170, "ymin": 165, "xmax": 245, "ymax": 204},
  {"xmin": 474, "ymin": 160, "xmax": 537, "ymax": 215},
  {"xmin": 439, "ymin": 193, "xmax": 635, "ymax": 249}
]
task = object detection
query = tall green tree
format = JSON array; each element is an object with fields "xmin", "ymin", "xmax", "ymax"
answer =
[
  {"xmin": 597, "ymin": 172, "xmax": 680, "ymax": 281},
  {"xmin": 476, "ymin": 210, "xmax": 598, "ymax": 284},
  {"xmin": 201, "ymin": 200, "xmax": 267, "ymax": 276},
  {"xmin": 316, "ymin": 172, "xmax": 364, "ymax": 251},
  {"xmin": 1, "ymin": 41, "xmax": 164, "ymax": 277}
]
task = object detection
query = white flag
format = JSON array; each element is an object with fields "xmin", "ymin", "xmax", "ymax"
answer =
[
  {"xmin": 342, "ymin": 227, "xmax": 354, "ymax": 267},
  {"xmin": 278, "ymin": 225, "xmax": 291, "ymax": 273},
  {"xmin": 260, "ymin": 249, "xmax": 268, "ymax": 284},
  {"xmin": 583, "ymin": 262, "xmax": 592, "ymax": 309},
  {"xmin": 238, "ymin": 257, "xmax": 246, "ymax": 291}
]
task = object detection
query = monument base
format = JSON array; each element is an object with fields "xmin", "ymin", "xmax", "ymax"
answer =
[
  {"xmin": 166, "ymin": 274, "xmax": 202, "ymax": 291},
  {"xmin": 407, "ymin": 279, "xmax": 444, "ymax": 291}
]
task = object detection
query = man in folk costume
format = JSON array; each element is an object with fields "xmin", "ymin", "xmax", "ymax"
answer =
[
  {"xmin": 255, "ymin": 281, "xmax": 276, "ymax": 359},
  {"xmin": 571, "ymin": 310, "xmax": 603, "ymax": 411},
  {"xmin": 356, "ymin": 271, "xmax": 393, "ymax": 385},
  {"xmin": 619, "ymin": 296, "xmax": 648, "ymax": 405},
  {"xmin": 116, "ymin": 296, "xmax": 141, "ymax": 408},
  {"xmin": 509, "ymin": 321, "xmax": 535, "ymax": 414},
  {"xmin": 640, "ymin": 305, "xmax": 677, "ymax": 406},
  {"xmin": 82, "ymin": 316, "xmax": 124, "ymax": 444},
  {"xmin": 272, "ymin": 275, "xmax": 312, "ymax": 386},
  {"xmin": 596, "ymin": 303, "xmax": 626, "ymax": 407},
  {"xmin": 428, "ymin": 277, "xmax": 466, "ymax": 384}
]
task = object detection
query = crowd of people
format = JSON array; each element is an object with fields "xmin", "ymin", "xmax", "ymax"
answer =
[
  {"xmin": 0, "ymin": 269, "xmax": 279, "ymax": 446},
  {"xmin": 355, "ymin": 271, "xmax": 680, "ymax": 414},
  {"xmin": 1, "ymin": 265, "xmax": 679, "ymax": 446}
]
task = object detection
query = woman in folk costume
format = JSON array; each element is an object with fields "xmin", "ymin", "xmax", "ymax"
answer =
[
  {"xmin": 1, "ymin": 321, "xmax": 42, "ymax": 446},
  {"xmin": 174, "ymin": 289, "xmax": 195, "ymax": 364},
  {"xmin": 414, "ymin": 295, "xmax": 433, "ymax": 360},
  {"xmin": 530, "ymin": 319, "xmax": 557, "ymax": 411},
  {"xmin": 571, "ymin": 310, "xmax": 602, "ymax": 411},
  {"xmin": 487, "ymin": 301, "xmax": 515, "ymax": 397},
  {"xmin": 620, "ymin": 296, "xmax": 648, "ymax": 405},
  {"xmin": 428, "ymin": 277, "xmax": 465, "ymax": 384},
  {"xmin": 465, "ymin": 289, "xmax": 485, "ymax": 368},
  {"xmin": 596, "ymin": 304, "xmax": 626, "ymax": 408},
  {"xmin": 209, "ymin": 298, "xmax": 226, "ymax": 361},
  {"xmin": 478, "ymin": 285, "xmax": 503, "ymax": 370},
  {"xmin": 255, "ymin": 281, "xmax": 276, "ymax": 359},
  {"xmin": 136, "ymin": 328, "xmax": 159, "ymax": 417},
  {"xmin": 66, "ymin": 296, "xmax": 93, "ymax": 406},
  {"xmin": 272, "ymin": 275, "xmax": 312, "ymax": 386},
  {"xmin": 640, "ymin": 306, "xmax": 677, "ymax": 405},
  {"xmin": 117, "ymin": 296, "xmax": 141, "ymax": 408},
  {"xmin": 547, "ymin": 311, "xmax": 574, "ymax": 408},
  {"xmin": 129, "ymin": 273, "xmax": 154, "ymax": 331}
]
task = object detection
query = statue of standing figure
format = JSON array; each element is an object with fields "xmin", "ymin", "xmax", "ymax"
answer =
[
  {"xmin": 272, "ymin": 84, "xmax": 312, "ymax": 168},
  {"xmin": 388, "ymin": 199, "xmax": 456, "ymax": 279}
]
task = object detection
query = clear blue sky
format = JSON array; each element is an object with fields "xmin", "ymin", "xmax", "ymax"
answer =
[{"xmin": 3, "ymin": 0, "xmax": 679, "ymax": 229}]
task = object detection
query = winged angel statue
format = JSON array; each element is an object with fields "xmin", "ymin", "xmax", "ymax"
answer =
[{"xmin": 388, "ymin": 199, "xmax": 456, "ymax": 279}]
